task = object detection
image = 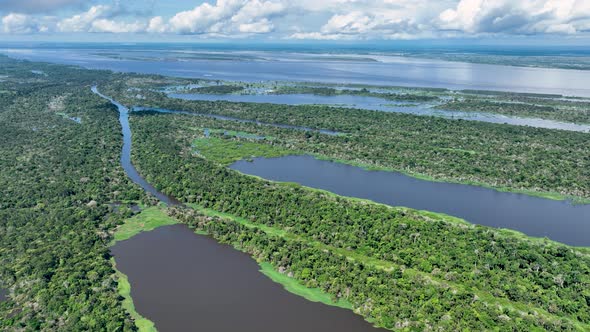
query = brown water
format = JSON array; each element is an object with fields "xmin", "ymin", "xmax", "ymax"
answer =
[{"xmin": 111, "ymin": 224, "xmax": 386, "ymax": 332}]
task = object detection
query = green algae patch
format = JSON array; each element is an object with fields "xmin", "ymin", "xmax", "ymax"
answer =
[
  {"xmin": 113, "ymin": 206, "xmax": 178, "ymax": 243},
  {"xmin": 258, "ymin": 262, "xmax": 353, "ymax": 310}
]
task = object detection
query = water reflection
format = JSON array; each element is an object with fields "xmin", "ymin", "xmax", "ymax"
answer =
[{"xmin": 5, "ymin": 48, "xmax": 590, "ymax": 97}]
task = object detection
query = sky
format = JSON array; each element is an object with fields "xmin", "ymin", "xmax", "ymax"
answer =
[{"xmin": 0, "ymin": 0, "xmax": 589, "ymax": 43}]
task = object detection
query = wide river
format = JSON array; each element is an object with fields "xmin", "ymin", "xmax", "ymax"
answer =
[
  {"xmin": 231, "ymin": 155, "xmax": 590, "ymax": 247},
  {"xmin": 5, "ymin": 47, "xmax": 590, "ymax": 97},
  {"xmin": 93, "ymin": 88, "xmax": 384, "ymax": 331}
]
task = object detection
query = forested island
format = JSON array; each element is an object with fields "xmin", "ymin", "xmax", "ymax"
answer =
[{"xmin": 1, "ymin": 55, "xmax": 589, "ymax": 331}]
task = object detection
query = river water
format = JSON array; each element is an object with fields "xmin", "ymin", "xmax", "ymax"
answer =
[
  {"xmin": 5, "ymin": 47, "xmax": 590, "ymax": 97},
  {"xmin": 0, "ymin": 288, "xmax": 7, "ymax": 303},
  {"xmin": 169, "ymin": 93, "xmax": 590, "ymax": 133},
  {"xmin": 94, "ymin": 88, "xmax": 384, "ymax": 331},
  {"xmin": 231, "ymin": 155, "xmax": 590, "ymax": 247},
  {"xmin": 111, "ymin": 224, "xmax": 386, "ymax": 332},
  {"xmin": 92, "ymin": 87, "xmax": 180, "ymax": 206}
]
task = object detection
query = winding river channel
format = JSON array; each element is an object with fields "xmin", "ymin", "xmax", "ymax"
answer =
[{"xmin": 93, "ymin": 87, "xmax": 385, "ymax": 331}]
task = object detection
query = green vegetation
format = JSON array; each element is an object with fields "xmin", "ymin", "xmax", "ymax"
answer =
[
  {"xmin": 2, "ymin": 54, "xmax": 589, "ymax": 331},
  {"xmin": 193, "ymin": 135, "xmax": 296, "ymax": 165},
  {"xmin": 437, "ymin": 98, "xmax": 590, "ymax": 124},
  {"xmin": 0, "ymin": 56, "xmax": 146, "ymax": 330},
  {"xmin": 110, "ymin": 86, "xmax": 590, "ymax": 200},
  {"xmin": 112, "ymin": 206, "xmax": 178, "ymax": 243},
  {"xmin": 131, "ymin": 111, "xmax": 590, "ymax": 330},
  {"xmin": 259, "ymin": 262, "xmax": 353, "ymax": 310}
]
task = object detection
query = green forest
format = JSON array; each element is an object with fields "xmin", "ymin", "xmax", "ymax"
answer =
[
  {"xmin": 105, "ymin": 81, "xmax": 590, "ymax": 201},
  {"xmin": 129, "ymin": 112, "xmax": 590, "ymax": 330},
  {"xmin": 1, "ymin": 55, "xmax": 589, "ymax": 331}
]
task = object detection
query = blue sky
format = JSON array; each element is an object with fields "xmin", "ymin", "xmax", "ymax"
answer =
[{"xmin": 1, "ymin": 0, "xmax": 589, "ymax": 43}]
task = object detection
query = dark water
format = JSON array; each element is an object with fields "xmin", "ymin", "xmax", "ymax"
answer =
[
  {"xmin": 133, "ymin": 106, "xmax": 342, "ymax": 136},
  {"xmin": 5, "ymin": 48, "xmax": 590, "ymax": 97},
  {"xmin": 91, "ymin": 87, "xmax": 180, "ymax": 205},
  {"xmin": 0, "ymin": 288, "xmax": 7, "ymax": 303},
  {"xmin": 231, "ymin": 155, "xmax": 590, "ymax": 246},
  {"xmin": 111, "ymin": 224, "xmax": 385, "ymax": 332},
  {"xmin": 170, "ymin": 93, "xmax": 590, "ymax": 133}
]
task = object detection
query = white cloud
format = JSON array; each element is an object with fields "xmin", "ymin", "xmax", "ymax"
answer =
[
  {"xmin": 163, "ymin": 0, "xmax": 285, "ymax": 35},
  {"xmin": 2, "ymin": 13, "xmax": 38, "ymax": 34},
  {"xmin": 238, "ymin": 18, "xmax": 274, "ymax": 33},
  {"xmin": 437, "ymin": 0, "xmax": 590, "ymax": 35},
  {"xmin": 90, "ymin": 19, "xmax": 145, "ymax": 33},
  {"xmin": 1, "ymin": 0, "xmax": 590, "ymax": 38},
  {"xmin": 146, "ymin": 16, "xmax": 166, "ymax": 33},
  {"xmin": 57, "ymin": 5, "xmax": 111, "ymax": 32}
]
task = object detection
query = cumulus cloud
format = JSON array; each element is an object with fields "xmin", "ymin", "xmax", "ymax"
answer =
[
  {"xmin": 2, "ymin": 13, "xmax": 42, "ymax": 33},
  {"xmin": 1, "ymin": 0, "xmax": 590, "ymax": 38},
  {"xmin": 57, "ymin": 5, "xmax": 111, "ymax": 32},
  {"xmin": 437, "ymin": 0, "xmax": 590, "ymax": 35},
  {"xmin": 162, "ymin": 0, "xmax": 285, "ymax": 35}
]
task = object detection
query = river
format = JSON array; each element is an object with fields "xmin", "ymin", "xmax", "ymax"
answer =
[
  {"xmin": 169, "ymin": 93, "xmax": 590, "ymax": 133},
  {"xmin": 92, "ymin": 87, "xmax": 384, "ymax": 331},
  {"xmin": 0, "ymin": 288, "xmax": 7, "ymax": 303},
  {"xmin": 92, "ymin": 86, "xmax": 180, "ymax": 206},
  {"xmin": 231, "ymin": 155, "xmax": 590, "ymax": 247},
  {"xmin": 6, "ymin": 47, "xmax": 590, "ymax": 97}
]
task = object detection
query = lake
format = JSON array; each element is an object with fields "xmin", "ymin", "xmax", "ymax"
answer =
[
  {"xmin": 110, "ymin": 224, "xmax": 386, "ymax": 332},
  {"xmin": 4, "ymin": 47, "xmax": 590, "ymax": 97},
  {"xmin": 231, "ymin": 155, "xmax": 590, "ymax": 247},
  {"xmin": 170, "ymin": 93, "xmax": 590, "ymax": 133}
]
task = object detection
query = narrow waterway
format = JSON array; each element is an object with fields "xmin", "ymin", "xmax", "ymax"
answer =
[
  {"xmin": 0, "ymin": 288, "xmax": 7, "ymax": 303},
  {"xmin": 92, "ymin": 86, "xmax": 180, "ymax": 206},
  {"xmin": 93, "ymin": 87, "xmax": 385, "ymax": 331},
  {"xmin": 231, "ymin": 155, "xmax": 590, "ymax": 247}
]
